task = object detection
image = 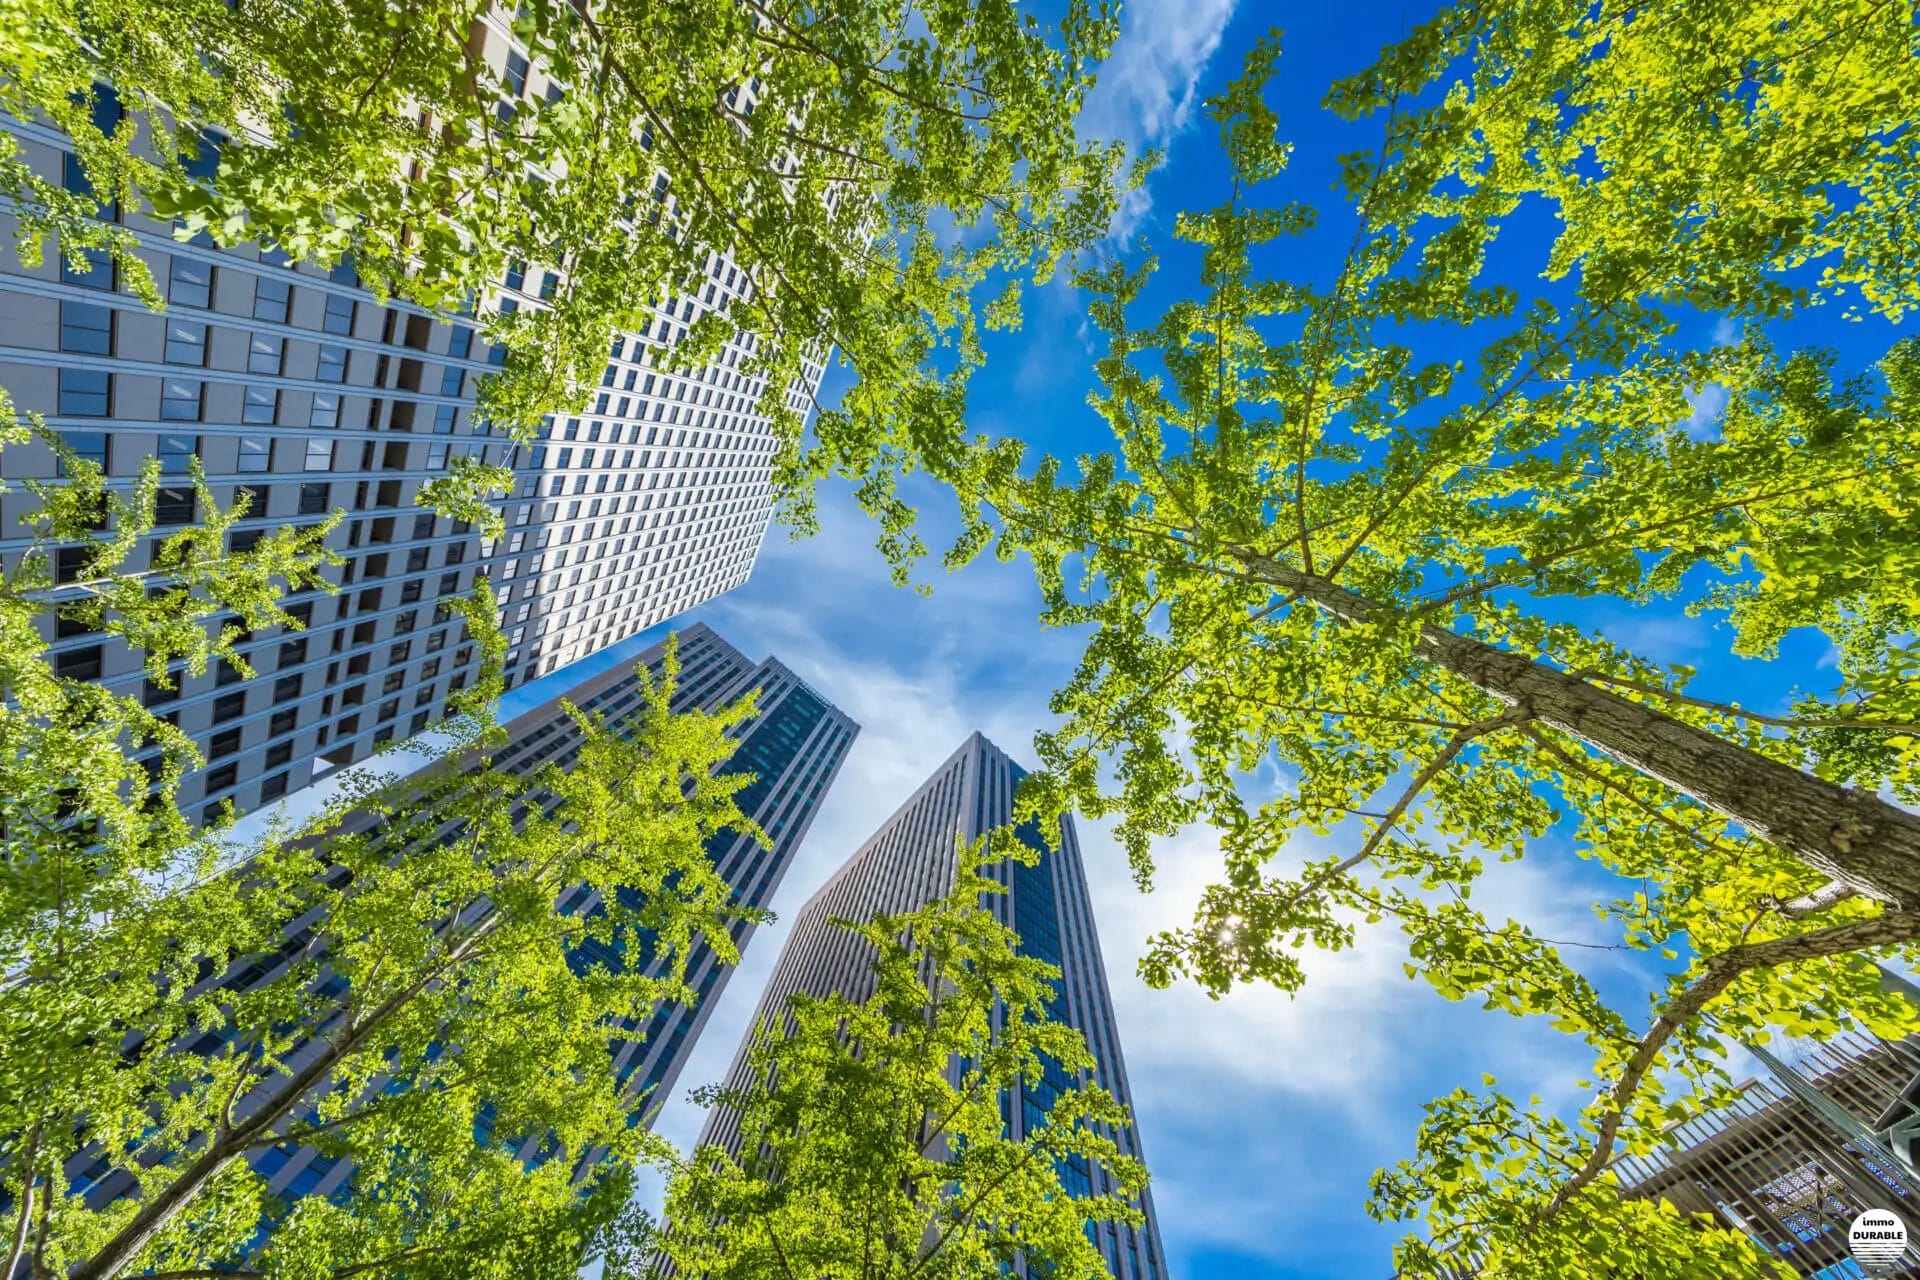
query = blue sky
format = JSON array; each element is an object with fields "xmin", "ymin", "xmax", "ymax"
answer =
[{"xmin": 484, "ymin": 4, "xmax": 1903, "ymax": 1276}]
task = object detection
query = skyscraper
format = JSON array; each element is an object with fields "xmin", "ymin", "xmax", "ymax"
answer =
[
  {"xmin": 61, "ymin": 622, "xmax": 858, "ymax": 1209},
  {"xmin": 696, "ymin": 731, "xmax": 1170, "ymax": 1280},
  {"xmin": 0, "ymin": 48, "xmax": 824, "ymax": 823}
]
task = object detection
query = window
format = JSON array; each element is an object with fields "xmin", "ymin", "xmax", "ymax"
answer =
[
  {"xmin": 298, "ymin": 482, "xmax": 330, "ymax": 515},
  {"xmin": 377, "ymin": 697, "xmax": 400, "ymax": 723},
  {"xmin": 59, "ymin": 301, "xmax": 113, "ymax": 355},
  {"xmin": 209, "ymin": 728, "xmax": 243, "ymax": 759},
  {"xmin": 57, "ymin": 369, "xmax": 111, "ymax": 417},
  {"xmin": 400, "ymin": 578, "xmax": 422, "ymax": 604},
  {"xmin": 260, "ymin": 772, "xmax": 289, "ymax": 801},
  {"xmin": 155, "ymin": 487, "xmax": 195, "ymax": 525},
  {"xmin": 439, "ymin": 571, "xmax": 460, "ymax": 596},
  {"xmin": 432, "ymin": 404, "xmax": 457, "ymax": 433},
  {"xmin": 169, "ymin": 258, "xmax": 213, "ymax": 308},
  {"xmin": 310, "ymin": 392, "xmax": 340, "ymax": 428},
  {"xmin": 322, "ymin": 293, "xmax": 355, "ymax": 336},
  {"xmin": 159, "ymin": 435, "xmax": 199, "ymax": 472},
  {"xmin": 62, "ymin": 246, "xmax": 114, "ymax": 290},
  {"xmin": 234, "ymin": 484, "xmax": 268, "ymax": 518},
  {"xmin": 426, "ymin": 443, "xmax": 447, "ymax": 469},
  {"xmin": 253, "ymin": 275, "xmax": 291, "ymax": 322},
  {"xmin": 243, "ymin": 387, "xmax": 278, "ymax": 425},
  {"xmin": 279, "ymin": 638, "xmax": 308, "ymax": 666},
  {"xmin": 57, "ymin": 430, "xmax": 108, "ymax": 475},
  {"xmin": 270, "ymin": 708, "xmax": 298, "ymax": 737},
  {"xmin": 248, "ymin": 333, "xmax": 283, "ymax": 374},
  {"xmin": 62, "ymin": 147, "xmax": 103, "ymax": 204},
  {"xmin": 164, "ymin": 320, "xmax": 207, "ymax": 366},
  {"xmin": 160, "ymin": 379, "xmax": 203, "ymax": 421},
  {"xmin": 203, "ymin": 763, "xmax": 238, "ymax": 794},
  {"xmin": 504, "ymin": 260, "xmax": 525, "ymax": 291},
  {"xmin": 53, "ymin": 546, "xmax": 89, "ymax": 586},
  {"xmin": 501, "ymin": 50, "xmax": 529, "ymax": 111},
  {"xmin": 213, "ymin": 691, "xmax": 247, "ymax": 723},
  {"xmin": 411, "ymin": 513, "xmax": 435, "ymax": 539},
  {"xmin": 381, "ymin": 670, "xmax": 404, "ymax": 695},
  {"xmin": 304, "ymin": 439, "xmax": 334, "ymax": 472},
  {"xmin": 273, "ymin": 674, "xmax": 302, "ymax": 703},
  {"xmin": 316, "ymin": 344, "xmax": 348, "ymax": 383},
  {"xmin": 237, "ymin": 436, "xmax": 270, "ymax": 472},
  {"xmin": 265, "ymin": 742, "xmax": 293, "ymax": 769},
  {"xmin": 55, "ymin": 644, "xmax": 103, "ymax": 681}
]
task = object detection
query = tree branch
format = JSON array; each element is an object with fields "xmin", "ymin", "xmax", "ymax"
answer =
[{"xmin": 1540, "ymin": 908, "xmax": 1920, "ymax": 1219}]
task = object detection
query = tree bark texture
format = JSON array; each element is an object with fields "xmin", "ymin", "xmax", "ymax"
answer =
[{"xmin": 1236, "ymin": 553, "xmax": 1920, "ymax": 909}]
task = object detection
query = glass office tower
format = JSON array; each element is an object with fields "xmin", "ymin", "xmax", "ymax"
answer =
[
  {"xmin": 61, "ymin": 622, "xmax": 858, "ymax": 1209},
  {"xmin": 695, "ymin": 731, "xmax": 1169, "ymax": 1280}
]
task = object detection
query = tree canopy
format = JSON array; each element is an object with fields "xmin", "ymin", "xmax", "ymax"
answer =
[
  {"xmin": 932, "ymin": 4, "xmax": 1920, "ymax": 1275},
  {"xmin": 0, "ymin": 409, "xmax": 774, "ymax": 1280}
]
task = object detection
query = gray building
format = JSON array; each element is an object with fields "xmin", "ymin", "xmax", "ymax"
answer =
[
  {"xmin": 696, "ymin": 731, "xmax": 1170, "ymax": 1280},
  {"xmin": 63, "ymin": 621, "xmax": 858, "ymax": 1208},
  {"xmin": 1614, "ymin": 1025, "xmax": 1920, "ymax": 1278},
  {"xmin": 0, "ymin": 65, "xmax": 824, "ymax": 824}
]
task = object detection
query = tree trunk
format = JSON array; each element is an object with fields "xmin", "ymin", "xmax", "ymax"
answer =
[
  {"xmin": 67, "ymin": 914, "xmax": 497, "ymax": 1280},
  {"xmin": 1237, "ymin": 553, "xmax": 1920, "ymax": 908}
]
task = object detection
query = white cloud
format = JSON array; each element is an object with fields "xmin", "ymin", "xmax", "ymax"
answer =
[
  {"xmin": 1679, "ymin": 315, "xmax": 1741, "ymax": 439},
  {"xmin": 1077, "ymin": 0, "xmax": 1240, "ymax": 239},
  {"xmin": 1081, "ymin": 813, "xmax": 1616, "ymax": 1262},
  {"xmin": 1682, "ymin": 381, "xmax": 1730, "ymax": 439}
]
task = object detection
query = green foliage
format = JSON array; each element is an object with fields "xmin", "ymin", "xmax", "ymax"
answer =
[
  {"xmin": 650, "ymin": 841, "xmax": 1147, "ymax": 1279},
  {"xmin": 0, "ymin": 0, "xmax": 1130, "ymax": 552},
  {"xmin": 0, "ymin": 412, "xmax": 771, "ymax": 1279},
  {"xmin": 931, "ymin": 8, "xmax": 1920, "ymax": 1275}
]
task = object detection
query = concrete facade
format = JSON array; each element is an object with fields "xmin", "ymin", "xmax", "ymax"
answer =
[{"xmin": 0, "ymin": 25, "xmax": 823, "ymax": 823}]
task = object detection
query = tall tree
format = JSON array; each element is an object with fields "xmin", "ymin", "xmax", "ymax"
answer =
[
  {"xmin": 9, "ymin": 630, "xmax": 768, "ymax": 1280},
  {"xmin": 0, "ymin": 0, "xmax": 1135, "ymax": 541},
  {"xmin": 0, "ymin": 418, "xmax": 773, "ymax": 1279},
  {"xmin": 646, "ymin": 848, "xmax": 1148, "ymax": 1280},
  {"xmin": 938, "ymin": 9, "xmax": 1920, "ymax": 1276}
]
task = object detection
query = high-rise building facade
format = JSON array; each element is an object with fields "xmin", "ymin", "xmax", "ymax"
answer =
[
  {"xmin": 62, "ymin": 621, "xmax": 858, "ymax": 1209},
  {"xmin": 696, "ymin": 731, "xmax": 1170, "ymax": 1280},
  {"xmin": 0, "ymin": 34, "xmax": 824, "ymax": 823}
]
